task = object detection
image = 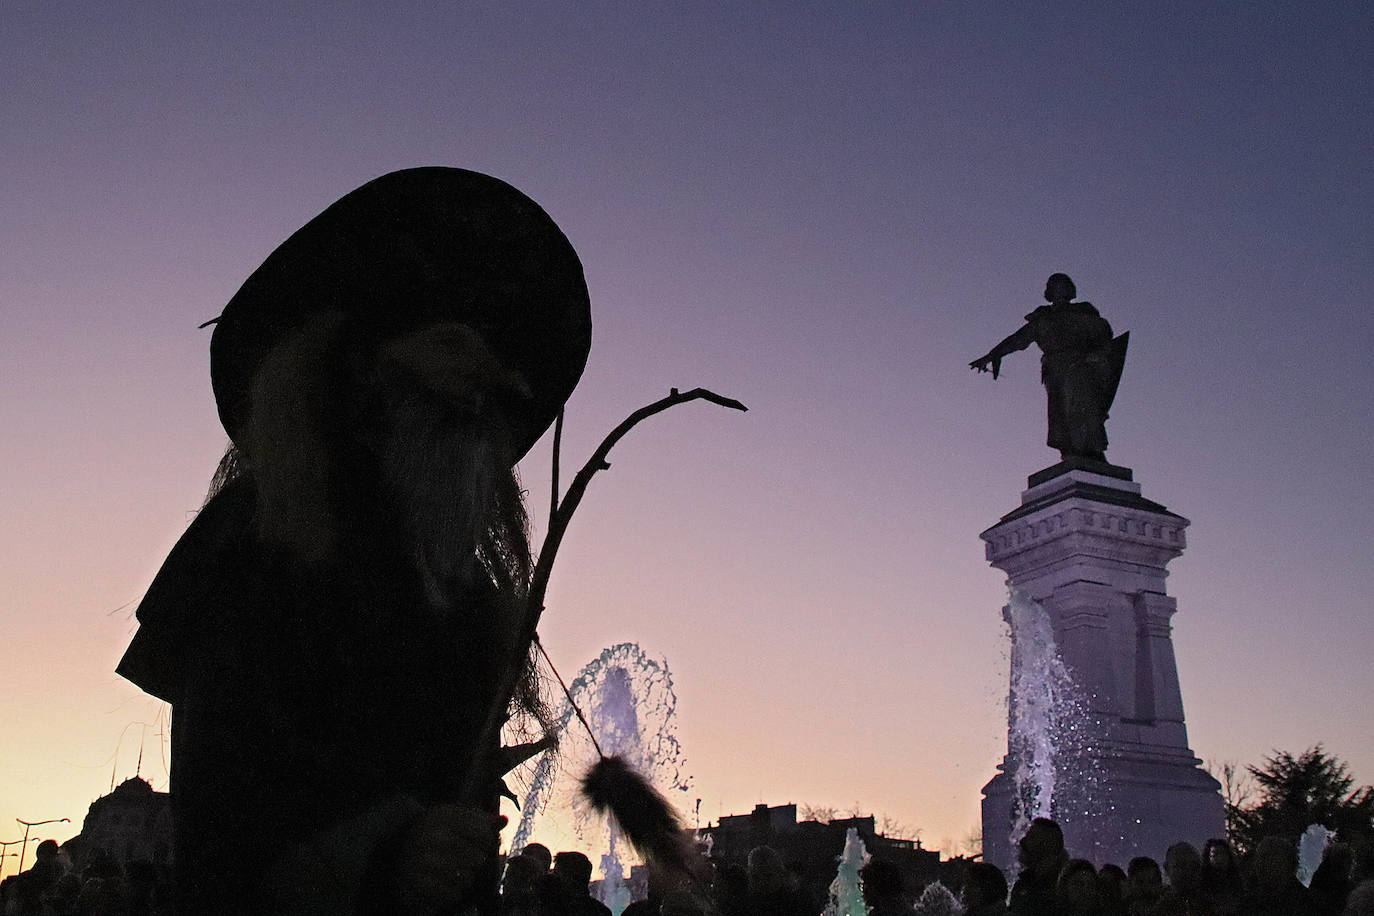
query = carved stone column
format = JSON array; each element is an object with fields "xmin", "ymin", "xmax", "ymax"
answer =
[{"xmin": 979, "ymin": 459, "xmax": 1223, "ymax": 871}]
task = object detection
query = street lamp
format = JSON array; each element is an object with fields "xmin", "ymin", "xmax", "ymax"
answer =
[
  {"xmin": 14, "ymin": 818, "xmax": 69, "ymax": 873},
  {"xmin": 0, "ymin": 840, "xmax": 37, "ymax": 881}
]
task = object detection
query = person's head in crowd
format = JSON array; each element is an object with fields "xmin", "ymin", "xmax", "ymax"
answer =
[
  {"xmin": 1349, "ymin": 833, "xmax": 1374, "ymax": 885},
  {"xmin": 1125, "ymin": 856, "xmax": 1163, "ymax": 904},
  {"xmin": 963, "ymin": 861, "xmax": 1009, "ymax": 910},
  {"xmin": 1344, "ymin": 878, "xmax": 1374, "ymax": 916},
  {"xmin": 713, "ymin": 861, "xmax": 748, "ymax": 905},
  {"xmin": 501, "ymin": 853, "xmax": 543, "ymax": 900},
  {"xmin": 1163, "ymin": 842, "xmax": 1203, "ymax": 895},
  {"xmin": 661, "ymin": 890, "xmax": 713, "ymax": 916},
  {"xmin": 1202, "ymin": 838, "xmax": 1236, "ymax": 874},
  {"xmin": 519, "ymin": 842, "xmax": 552, "ymax": 872},
  {"xmin": 83, "ymin": 849, "xmax": 122, "ymax": 881},
  {"xmin": 1252, "ymin": 835, "xmax": 1300, "ymax": 892},
  {"xmin": 553, "ymin": 851, "xmax": 594, "ymax": 896},
  {"xmin": 1311, "ymin": 840, "xmax": 1356, "ymax": 906},
  {"xmin": 747, "ymin": 845, "xmax": 788, "ymax": 895},
  {"xmin": 1057, "ymin": 858, "xmax": 1102, "ymax": 913},
  {"xmin": 1097, "ymin": 862, "xmax": 1126, "ymax": 902},
  {"xmin": 860, "ymin": 858, "xmax": 905, "ymax": 910},
  {"xmin": 1018, "ymin": 818, "xmax": 1066, "ymax": 875},
  {"xmin": 50, "ymin": 873, "xmax": 82, "ymax": 912}
]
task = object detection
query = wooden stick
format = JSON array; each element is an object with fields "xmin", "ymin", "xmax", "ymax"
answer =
[
  {"xmin": 549, "ymin": 407, "xmax": 563, "ymax": 527},
  {"xmin": 460, "ymin": 387, "xmax": 747, "ymax": 803}
]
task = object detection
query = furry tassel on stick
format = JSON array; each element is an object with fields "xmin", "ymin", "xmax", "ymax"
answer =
[{"xmin": 581, "ymin": 755, "xmax": 705, "ymax": 879}]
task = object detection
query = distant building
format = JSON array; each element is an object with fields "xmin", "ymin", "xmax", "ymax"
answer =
[
  {"xmin": 702, "ymin": 803, "xmax": 940, "ymax": 904},
  {"xmin": 72, "ymin": 777, "xmax": 173, "ymax": 869}
]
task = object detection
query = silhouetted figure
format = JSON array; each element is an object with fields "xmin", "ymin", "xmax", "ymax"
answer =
[
  {"xmin": 624, "ymin": 860, "xmax": 696, "ymax": 916},
  {"xmin": 745, "ymin": 846, "xmax": 809, "ymax": 916},
  {"xmin": 711, "ymin": 861, "xmax": 750, "ymax": 916},
  {"xmin": 522, "ymin": 844, "xmax": 562, "ymax": 913},
  {"xmin": 970, "ymin": 273, "xmax": 1127, "ymax": 461},
  {"xmin": 860, "ymin": 858, "xmax": 909, "ymax": 915},
  {"xmin": 1241, "ymin": 836, "xmax": 1318, "ymax": 916},
  {"xmin": 7, "ymin": 873, "xmax": 45, "ymax": 916},
  {"xmin": 1124, "ymin": 857, "xmax": 1163, "ymax": 916},
  {"xmin": 116, "ymin": 168, "xmax": 592, "ymax": 915},
  {"xmin": 25, "ymin": 839, "xmax": 65, "ymax": 897},
  {"xmin": 1096, "ymin": 863, "xmax": 1128, "ymax": 916},
  {"xmin": 660, "ymin": 890, "xmax": 717, "ymax": 916},
  {"xmin": 501, "ymin": 854, "xmax": 548, "ymax": 916},
  {"xmin": 522, "ymin": 844, "xmax": 554, "ymax": 874},
  {"xmin": 963, "ymin": 861, "xmax": 1009, "ymax": 916},
  {"xmin": 1152, "ymin": 842, "xmax": 1211, "ymax": 915},
  {"xmin": 1009, "ymin": 817, "xmax": 1068, "ymax": 916},
  {"xmin": 1351, "ymin": 835, "xmax": 1374, "ymax": 888},
  {"xmin": 1346, "ymin": 878, "xmax": 1374, "ymax": 916},
  {"xmin": 551, "ymin": 852, "xmax": 611, "ymax": 916},
  {"xmin": 1199, "ymin": 838, "xmax": 1242, "ymax": 914},
  {"xmin": 49, "ymin": 872, "xmax": 83, "ymax": 915},
  {"xmin": 1312, "ymin": 842, "xmax": 1356, "ymax": 916},
  {"xmin": 619, "ymin": 894, "xmax": 656, "ymax": 916},
  {"xmin": 1057, "ymin": 859, "xmax": 1105, "ymax": 916}
]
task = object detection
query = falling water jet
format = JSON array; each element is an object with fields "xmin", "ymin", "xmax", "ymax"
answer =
[{"xmin": 1004, "ymin": 589, "xmax": 1109, "ymax": 854}]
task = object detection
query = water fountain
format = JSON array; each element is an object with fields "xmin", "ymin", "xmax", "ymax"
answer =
[
  {"xmin": 1298, "ymin": 823, "xmax": 1334, "ymax": 887},
  {"xmin": 822, "ymin": 827, "xmax": 870, "ymax": 916},
  {"xmin": 912, "ymin": 881, "xmax": 961, "ymax": 916},
  {"xmin": 510, "ymin": 642, "xmax": 690, "ymax": 913},
  {"xmin": 1004, "ymin": 589, "xmax": 1106, "ymax": 850}
]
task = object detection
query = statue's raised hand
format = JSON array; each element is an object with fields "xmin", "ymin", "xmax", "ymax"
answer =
[{"xmin": 970, "ymin": 355, "xmax": 1001, "ymax": 379}]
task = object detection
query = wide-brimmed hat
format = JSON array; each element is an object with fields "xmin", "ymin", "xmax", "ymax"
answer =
[{"xmin": 209, "ymin": 167, "xmax": 591, "ymax": 461}]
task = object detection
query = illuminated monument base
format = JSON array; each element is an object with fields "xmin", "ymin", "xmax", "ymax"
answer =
[{"xmin": 979, "ymin": 460, "xmax": 1224, "ymax": 871}]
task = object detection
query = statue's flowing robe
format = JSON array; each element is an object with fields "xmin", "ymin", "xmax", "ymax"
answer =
[
  {"xmin": 1020, "ymin": 302, "xmax": 1117, "ymax": 457},
  {"xmin": 118, "ymin": 477, "xmax": 505, "ymax": 915}
]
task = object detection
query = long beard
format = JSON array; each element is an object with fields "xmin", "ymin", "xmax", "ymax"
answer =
[
  {"xmin": 221, "ymin": 388, "xmax": 547, "ymax": 735},
  {"xmin": 380, "ymin": 398, "xmax": 548, "ymax": 740},
  {"xmin": 380, "ymin": 396, "xmax": 531, "ymax": 609}
]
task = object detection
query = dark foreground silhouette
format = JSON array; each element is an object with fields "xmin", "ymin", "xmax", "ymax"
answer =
[
  {"xmin": 116, "ymin": 167, "xmax": 592, "ymax": 915},
  {"xmin": 7, "ymin": 816, "xmax": 1373, "ymax": 915}
]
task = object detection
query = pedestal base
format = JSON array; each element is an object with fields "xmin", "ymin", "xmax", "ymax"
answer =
[
  {"xmin": 979, "ymin": 463, "xmax": 1223, "ymax": 871},
  {"xmin": 981, "ymin": 747, "xmax": 1223, "ymax": 870}
]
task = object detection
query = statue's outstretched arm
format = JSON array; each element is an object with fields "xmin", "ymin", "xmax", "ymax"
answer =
[{"xmin": 970, "ymin": 323, "xmax": 1035, "ymax": 380}]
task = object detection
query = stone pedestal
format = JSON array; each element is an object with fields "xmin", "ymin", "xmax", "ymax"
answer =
[{"xmin": 980, "ymin": 459, "xmax": 1223, "ymax": 871}]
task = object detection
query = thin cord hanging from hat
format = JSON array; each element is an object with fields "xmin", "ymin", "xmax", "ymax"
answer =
[{"xmin": 532, "ymin": 634, "xmax": 604, "ymax": 760}]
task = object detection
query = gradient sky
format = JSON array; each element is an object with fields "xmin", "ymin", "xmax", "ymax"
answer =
[{"xmin": 3, "ymin": 2, "xmax": 1372, "ymax": 861}]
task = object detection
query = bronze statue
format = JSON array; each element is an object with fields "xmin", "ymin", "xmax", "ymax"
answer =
[{"xmin": 970, "ymin": 273, "xmax": 1128, "ymax": 462}]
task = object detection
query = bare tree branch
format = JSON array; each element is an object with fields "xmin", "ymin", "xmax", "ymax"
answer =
[{"xmin": 800, "ymin": 805, "xmax": 838, "ymax": 824}]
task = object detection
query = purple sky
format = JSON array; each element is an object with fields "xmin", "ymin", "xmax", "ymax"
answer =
[{"xmin": 3, "ymin": 2, "xmax": 1372, "ymax": 858}]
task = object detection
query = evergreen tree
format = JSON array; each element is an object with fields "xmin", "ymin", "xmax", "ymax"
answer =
[{"xmin": 1233, "ymin": 745, "xmax": 1374, "ymax": 853}]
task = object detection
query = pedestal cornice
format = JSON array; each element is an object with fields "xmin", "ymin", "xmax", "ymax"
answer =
[{"xmin": 981, "ymin": 468, "xmax": 1189, "ymax": 575}]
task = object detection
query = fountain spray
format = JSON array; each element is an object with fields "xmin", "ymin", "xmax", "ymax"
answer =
[
  {"xmin": 462, "ymin": 387, "xmax": 744, "ymax": 883},
  {"xmin": 823, "ymin": 827, "xmax": 871, "ymax": 916}
]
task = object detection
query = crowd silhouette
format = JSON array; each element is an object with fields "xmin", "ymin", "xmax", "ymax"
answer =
[{"xmin": 4, "ymin": 815, "xmax": 1374, "ymax": 914}]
